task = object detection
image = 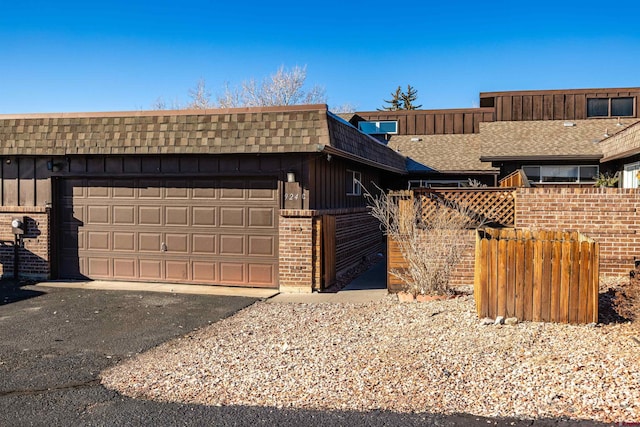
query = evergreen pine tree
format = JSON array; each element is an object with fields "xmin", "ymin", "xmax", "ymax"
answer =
[
  {"xmin": 379, "ymin": 86, "xmax": 403, "ymax": 111},
  {"xmin": 401, "ymin": 85, "xmax": 422, "ymax": 110}
]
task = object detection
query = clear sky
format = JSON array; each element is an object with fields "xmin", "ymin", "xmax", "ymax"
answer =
[{"xmin": 2, "ymin": 0, "xmax": 639, "ymax": 114}]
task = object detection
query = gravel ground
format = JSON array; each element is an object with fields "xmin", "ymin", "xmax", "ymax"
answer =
[{"xmin": 101, "ymin": 295, "xmax": 640, "ymax": 424}]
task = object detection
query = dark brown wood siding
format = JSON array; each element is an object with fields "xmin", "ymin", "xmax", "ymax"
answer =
[
  {"xmin": 0, "ymin": 157, "xmax": 52, "ymax": 207},
  {"xmin": 354, "ymin": 108, "xmax": 495, "ymax": 135},
  {"xmin": 307, "ymin": 155, "xmax": 383, "ymax": 210},
  {"xmin": 481, "ymin": 88, "xmax": 640, "ymax": 121}
]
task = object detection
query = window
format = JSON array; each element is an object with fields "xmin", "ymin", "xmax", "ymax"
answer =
[
  {"xmin": 408, "ymin": 180, "xmax": 469, "ymax": 189},
  {"xmin": 623, "ymin": 162, "xmax": 640, "ymax": 189},
  {"xmin": 346, "ymin": 170, "xmax": 361, "ymax": 195},
  {"xmin": 587, "ymin": 97, "xmax": 634, "ymax": 117},
  {"xmin": 522, "ymin": 165, "xmax": 599, "ymax": 184},
  {"xmin": 358, "ymin": 120, "xmax": 398, "ymax": 135}
]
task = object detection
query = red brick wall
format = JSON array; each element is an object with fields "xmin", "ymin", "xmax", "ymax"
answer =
[
  {"xmin": 0, "ymin": 208, "xmax": 50, "ymax": 280},
  {"xmin": 278, "ymin": 212, "xmax": 314, "ymax": 292},
  {"xmin": 516, "ymin": 187, "xmax": 640, "ymax": 277},
  {"xmin": 449, "ymin": 231, "xmax": 476, "ymax": 288}
]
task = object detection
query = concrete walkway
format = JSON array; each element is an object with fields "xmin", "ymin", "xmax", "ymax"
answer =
[
  {"xmin": 268, "ymin": 261, "xmax": 388, "ymax": 303},
  {"xmin": 34, "ymin": 260, "xmax": 389, "ymax": 303},
  {"xmin": 38, "ymin": 280, "xmax": 279, "ymax": 299}
]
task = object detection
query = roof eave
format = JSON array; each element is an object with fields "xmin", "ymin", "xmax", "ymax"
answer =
[
  {"xmin": 320, "ymin": 145, "xmax": 407, "ymax": 175},
  {"xmin": 480, "ymin": 154, "xmax": 604, "ymax": 162}
]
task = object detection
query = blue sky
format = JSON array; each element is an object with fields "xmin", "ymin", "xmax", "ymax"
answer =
[{"xmin": 1, "ymin": 0, "xmax": 640, "ymax": 114}]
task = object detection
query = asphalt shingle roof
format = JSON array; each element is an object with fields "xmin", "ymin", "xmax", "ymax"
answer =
[
  {"xmin": 0, "ymin": 105, "xmax": 406, "ymax": 173},
  {"xmin": 599, "ymin": 121, "xmax": 640, "ymax": 162},
  {"xmin": 479, "ymin": 118, "xmax": 640, "ymax": 160},
  {"xmin": 387, "ymin": 134, "xmax": 497, "ymax": 173}
]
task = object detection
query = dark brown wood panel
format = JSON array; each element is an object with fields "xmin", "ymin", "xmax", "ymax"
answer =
[
  {"xmin": 522, "ymin": 95, "xmax": 533, "ymax": 120},
  {"xmin": 553, "ymin": 95, "xmax": 564, "ymax": 120},
  {"xmin": 512, "ymin": 96, "xmax": 522, "ymax": 121},
  {"xmin": 58, "ymin": 177, "xmax": 279, "ymax": 287}
]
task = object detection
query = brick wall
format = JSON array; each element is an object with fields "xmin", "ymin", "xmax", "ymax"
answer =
[
  {"xmin": 389, "ymin": 187, "xmax": 640, "ymax": 292},
  {"xmin": 0, "ymin": 208, "xmax": 50, "ymax": 280},
  {"xmin": 279, "ymin": 209, "xmax": 384, "ymax": 293},
  {"xmin": 449, "ymin": 231, "xmax": 476, "ymax": 288},
  {"xmin": 279, "ymin": 212, "xmax": 315, "ymax": 293},
  {"xmin": 516, "ymin": 187, "xmax": 640, "ymax": 277}
]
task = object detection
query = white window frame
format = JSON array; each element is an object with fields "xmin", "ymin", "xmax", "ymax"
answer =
[
  {"xmin": 347, "ymin": 170, "xmax": 362, "ymax": 196},
  {"xmin": 623, "ymin": 162, "xmax": 640, "ymax": 188},
  {"xmin": 358, "ymin": 120, "xmax": 398, "ymax": 135}
]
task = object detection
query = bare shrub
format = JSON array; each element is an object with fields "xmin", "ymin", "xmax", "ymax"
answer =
[
  {"xmin": 613, "ymin": 271, "xmax": 640, "ymax": 323},
  {"xmin": 366, "ymin": 188, "xmax": 482, "ymax": 296}
]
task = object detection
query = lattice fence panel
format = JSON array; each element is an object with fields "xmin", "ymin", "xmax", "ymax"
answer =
[{"xmin": 416, "ymin": 189, "xmax": 516, "ymax": 227}]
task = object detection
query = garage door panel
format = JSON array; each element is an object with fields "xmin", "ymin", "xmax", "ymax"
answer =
[
  {"xmin": 249, "ymin": 236, "xmax": 275, "ymax": 256},
  {"xmin": 193, "ymin": 261, "xmax": 216, "ymax": 282},
  {"xmin": 88, "ymin": 257, "xmax": 110, "ymax": 276},
  {"xmin": 192, "ymin": 234, "xmax": 216, "ymax": 254},
  {"xmin": 139, "ymin": 233, "xmax": 161, "ymax": 252},
  {"xmin": 113, "ymin": 206, "xmax": 135, "ymax": 224},
  {"xmin": 139, "ymin": 206, "xmax": 161, "ymax": 225},
  {"xmin": 248, "ymin": 264, "xmax": 275, "ymax": 285},
  {"xmin": 165, "ymin": 182, "xmax": 189, "ymax": 198},
  {"xmin": 166, "ymin": 206, "xmax": 189, "ymax": 226},
  {"xmin": 220, "ymin": 262, "xmax": 245, "ymax": 283},
  {"xmin": 139, "ymin": 259, "xmax": 162, "ymax": 280},
  {"xmin": 220, "ymin": 183, "xmax": 244, "ymax": 200},
  {"xmin": 113, "ymin": 258, "xmax": 136, "ymax": 278},
  {"xmin": 87, "ymin": 183, "xmax": 110, "ymax": 198},
  {"xmin": 248, "ymin": 179, "xmax": 277, "ymax": 200},
  {"xmin": 165, "ymin": 234, "xmax": 188, "ymax": 253},
  {"xmin": 220, "ymin": 207, "xmax": 244, "ymax": 227},
  {"xmin": 88, "ymin": 205, "xmax": 109, "ymax": 224},
  {"xmin": 193, "ymin": 207, "xmax": 216, "ymax": 226},
  {"xmin": 193, "ymin": 185, "xmax": 216, "ymax": 199},
  {"xmin": 139, "ymin": 181, "xmax": 162, "ymax": 198},
  {"xmin": 112, "ymin": 181, "xmax": 135, "ymax": 198},
  {"xmin": 166, "ymin": 260, "xmax": 189, "ymax": 281},
  {"xmin": 59, "ymin": 177, "xmax": 278, "ymax": 288},
  {"xmin": 248, "ymin": 207, "xmax": 275, "ymax": 228},
  {"xmin": 114, "ymin": 232, "xmax": 135, "ymax": 251},
  {"xmin": 87, "ymin": 231, "xmax": 110, "ymax": 250},
  {"xmin": 220, "ymin": 235, "xmax": 244, "ymax": 255}
]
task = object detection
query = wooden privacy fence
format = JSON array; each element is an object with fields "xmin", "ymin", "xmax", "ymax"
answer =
[
  {"xmin": 499, "ymin": 169, "xmax": 530, "ymax": 188},
  {"xmin": 474, "ymin": 228, "xmax": 599, "ymax": 324}
]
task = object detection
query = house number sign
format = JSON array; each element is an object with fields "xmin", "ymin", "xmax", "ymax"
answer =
[{"xmin": 284, "ymin": 193, "xmax": 305, "ymax": 201}]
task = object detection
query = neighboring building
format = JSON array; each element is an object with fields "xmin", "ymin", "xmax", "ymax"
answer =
[
  {"xmin": 387, "ymin": 134, "xmax": 498, "ymax": 188},
  {"xmin": 599, "ymin": 121, "xmax": 640, "ymax": 188},
  {"xmin": 350, "ymin": 87, "xmax": 640, "ymax": 187},
  {"xmin": 479, "ymin": 118, "xmax": 637, "ymax": 185},
  {"xmin": 0, "ymin": 105, "xmax": 406, "ymax": 291}
]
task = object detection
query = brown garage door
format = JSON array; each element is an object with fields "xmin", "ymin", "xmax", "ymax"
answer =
[{"xmin": 58, "ymin": 177, "xmax": 279, "ymax": 288}]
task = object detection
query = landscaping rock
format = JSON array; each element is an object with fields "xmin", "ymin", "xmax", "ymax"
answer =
[
  {"xmin": 505, "ymin": 317, "xmax": 519, "ymax": 326},
  {"xmin": 480, "ymin": 317, "xmax": 494, "ymax": 325},
  {"xmin": 494, "ymin": 316, "xmax": 505, "ymax": 325}
]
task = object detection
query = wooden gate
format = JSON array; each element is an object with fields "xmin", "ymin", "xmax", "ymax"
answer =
[{"xmin": 474, "ymin": 228, "xmax": 599, "ymax": 324}]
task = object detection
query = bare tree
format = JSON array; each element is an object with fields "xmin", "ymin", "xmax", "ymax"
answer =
[
  {"xmin": 366, "ymin": 187, "xmax": 482, "ymax": 297},
  {"xmin": 187, "ymin": 78, "xmax": 213, "ymax": 109},
  {"xmin": 152, "ymin": 66, "xmax": 326, "ymax": 110},
  {"xmin": 216, "ymin": 65, "xmax": 326, "ymax": 107},
  {"xmin": 330, "ymin": 102, "xmax": 358, "ymax": 114}
]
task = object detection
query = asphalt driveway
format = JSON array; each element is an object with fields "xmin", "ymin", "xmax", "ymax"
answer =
[{"xmin": 0, "ymin": 281, "xmax": 611, "ymax": 427}]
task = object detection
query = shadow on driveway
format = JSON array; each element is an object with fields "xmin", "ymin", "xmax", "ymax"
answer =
[{"xmin": 0, "ymin": 283, "xmax": 612, "ymax": 426}]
